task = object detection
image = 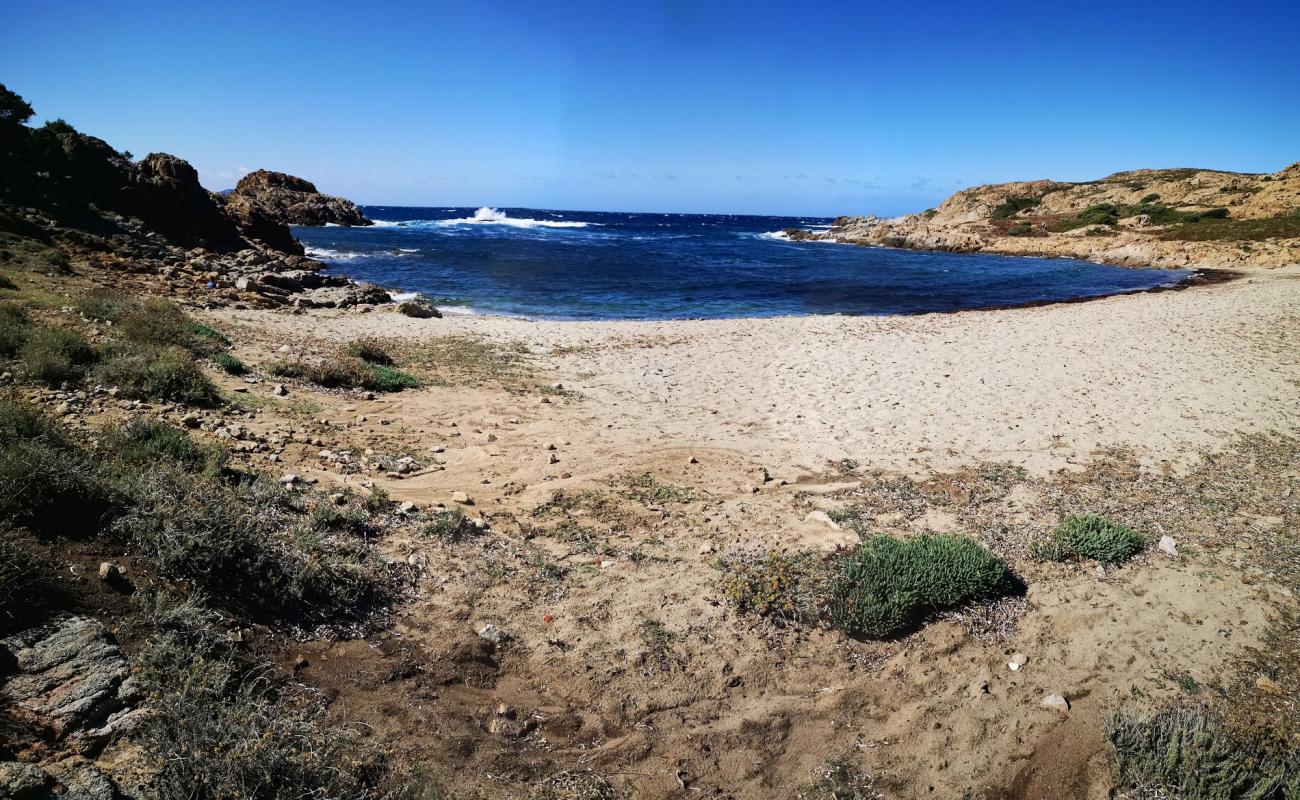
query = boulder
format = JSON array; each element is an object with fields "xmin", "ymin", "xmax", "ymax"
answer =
[
  {"xmin": 0, "ymin": 616, "xmax": 139, "ymax": 741},
  {"xmin": 397, "ymin": 300, "xmax": 441, "ymax": 319},
  {"xmin": 229, "ymin": 169, "xmax": 372, "ymax": 227}
]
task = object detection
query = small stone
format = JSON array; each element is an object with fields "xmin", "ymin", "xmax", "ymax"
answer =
[
  {"xmin": 1040, "ymin": 693, "xmax": 1070, "ymax": 712},
  {"xmin": 1158, "ymin": 536, "xmax": 1178, "ymax": 557},
  {"xmin": 398, "ymin": 501, "xmax": 417, "ymax": 514},
  {"xmin": 272, "ymin": 383, "xmax": 287, "ymax": 396},
  {"xmin": 477, "ymin": 623, "xmax": 508, "ymax": 644},
  {"xmin": 688, "ymin": 455, "xmax": 699, "ymax": 464},
  {"xmin": 98, "ymin": 562, "xmax": 123, "ymax": 581},
  {"xmin": 278, "ymin": 344, "xmax": 291, "ymax": 353},
  {"xmin": 548, "ymin": 452, "xmax": 559, "ymax": 464},
  {"xmin": 1008, "ymin": 653, "xmax": 1027, "ymax": 671},
  {"xmin": 697, "ymin": 542, "xmax": 715, "ymax": 555},
  {"xmin": 450, "ymin": 490, "xmax": 471, "ymax": 505},
  {"xmin": 600, "ymin": 559, "xmax": 616, "ymax": 569},
  {"xmin": 546, "ymin": 442, "xmax": 557, "ymax": 451},
  {"xmin": 805, "ymin": 510, "xmax": 841, "ymax": 530},
  {"xmin": 280, "ymin": 473, "xmax": 299, "ymax": 485}
]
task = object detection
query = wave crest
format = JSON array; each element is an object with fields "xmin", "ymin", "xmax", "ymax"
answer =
[{"xmin": 369, "ymin": 208, "xmax": 594, "ymax": 230}]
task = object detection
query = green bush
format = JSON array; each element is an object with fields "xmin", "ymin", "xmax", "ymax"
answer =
[
  {"xmin": 346, "ymin": 337, "xmax": 394, "ymax": 365},
  {"xmin": 77, "ymin": 289, "xmax": 135, "ymax": 323},
  {"xmin": 1108, "ymin": 707, "xmax": 1299, "ymax": 799},
  {"xmin": 0, "ymin": 273, "xmax": 16, "ymax": 290},
  {"xmin": 0, "ymin": 303, "xmax": 30, "ymax": 357},
  {"xmin": 990, "ymin": 196, "xmax": 1040, "ymax": 219},
  {"xmin": 19, "ymin": 326, "xmax": 97, "ymax": 386},
  {"xmin": 422, "ymin": 508, "xmax": 474, "ymax": 541},
  {"xmin": 1140, "ymin": 193, "xmax": 1161, "ymax": 203},
  {"xmin": 100, "ymin": 418, "xmax": 225, "ymax": 476},
  {"xmin": 213, "ymin": 352, "xmax": 246, "ymax": 375},
  {"xmin": 366, "ymin": 364, "xmax": 420, "ymax": 392},
  {"xmin": 118, "ymin": 298, "xmax": 227, "ymax": 357},
  {"xmin": 1033, "ymin": 514, "xmax": 1145, "ymax": 565},
  {"xmin": 0, "ymin": 399, "xmax": 107, "ymax": 532},
  {"xmin": 96, "ymin": 344, "xmax": 219, "ymax": 405},
  {"xmin": 827, "ymin": 534, "xmax": 1016, "ymax": 638}
]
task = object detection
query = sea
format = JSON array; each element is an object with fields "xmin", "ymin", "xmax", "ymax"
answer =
[{"xmin": 292, "ymin": 206, "xmax": 1189, "ymax": 320}]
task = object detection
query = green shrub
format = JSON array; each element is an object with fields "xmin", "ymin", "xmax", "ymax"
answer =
[
  {"xmin": 0, "ymin": 399, "xmax": 107, "ymax": 531},
  {"xmin": 1161, "ymin": 214, "xmax": 1300, "ymax": 242},
  {"xmin": 19, "ymin": 326, "xmax": 97, "ymax": 386},
  {"xmin": 77, "ymin": 289, "xmax": 135, "ymax": 323},
  {"xmin": 100, "ymin": 418, "xmax": 225, "ymax": 476},
  {"xmin": 1140, "ymin": 193, "xmax": 1161, "ymax": 203},
  {"xmin": 96, "ymin": 344, "xmax": 219, "ymax": 405},
  {"xmin": 990, "ymin": 196, "xmax": 1040, "ymax": 219},
  {"xmin": 118, "ymin": 298, "xmax": 227, "ymax": 357},
  {"xmin": 1108, "ymin": 707, "xmax": 1299, "ymax": 799},
  {"xmin": 827, "ymin": 534, "xmax": 1016, "ymax": 638},
  {"xmin": 0, "ymin": 303, "xmax": 30, "ymax": 357},
  {"xmin": 346, "ymin": 337, "xmax": 394, "ymax": 365},
  {"xmin": 1033, "ymin": 514, "xmax": 1145, "ymax": 564},
  {"xmin": 422, "ymin": 508, "xmax": 474, "ymax": 541},
  {"xmin": 213, "ymin": 352, "xmax": 246, "ymax": 375},
  {"xmin": 366, "ymin": 364, "xmax": 420, "ymax": 392}
]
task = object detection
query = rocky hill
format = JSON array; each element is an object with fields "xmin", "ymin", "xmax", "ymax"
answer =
[
  {"xmin": 792, "ymin": 164, "xmax": 1300, "ymax": 269},
  {"xmin": 226, "ymin": 169, "xmax": 372, "ymax": 228}
]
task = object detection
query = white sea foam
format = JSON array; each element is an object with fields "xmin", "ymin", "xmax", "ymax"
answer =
[
  {"xmin": 303, "ymin": 246, "xmax": 364, "ymax": 260},
  {"xmin": 367, "ymin": 219, "xmax": 404, "ymax": 227},
  {"xmin": 389, "ymin": 291, "xmax": 420, "ymax": 302},
  {"xmin": 758, "ymin": 230, "xmax": 792, "ymax": 241},
  {"xmin": 438, "ymin": 207, "xmax": 594, "ymax": 229}
]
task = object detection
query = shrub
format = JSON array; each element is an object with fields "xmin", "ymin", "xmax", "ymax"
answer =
[
  {"xmin": 719, "ymin": 549, "xmax": 828, "ymax": 625},
  {"xmin": 1140, "ymin": 193, "xmax": 1161, "ymax": 203},
  {"xmin": 346, "ymin": 337, "xmax": 394, "ymax": 365},
  {"xmin": 118, "ymin": 298, "xmax": 227, "ymax": 356},
  {"xmin": 143, "ymin": 658, "xmax": 389, "ymax": 800},
  {"xmin": 0, "ymin": 399, "xmax": 107, "ymax": 532},
  {"xmin": 1108, "ymin": 707, "xmax": 1299, "ymax": 799},
  {"xmin": 0, "ymin": 303, "xmax": 30, "ymax": 357},
  {"xmin": 19, "ymin": 326, "xmax": 97, "ymax": 386},
  {"xmin": 77, "ymin": 289, "xmax": 135, "ymax": 323},
  {"xmin": 990, "ymin": 196, "xmax": 1040, "ymax": 219},
  {"xmin": 100, "ymin": 418, "xmax": 225, "ymax": 476},
  {"xmin": 422, "ymin": 508, "xmax": 475, "ymax": 541},
  {"xmin": 1033, "ymin": 514, "xmax": 1145, "ymax": 564},
  {"xmin": 213, "ymin": 352, "xmax": 246, "ymax": 375},
  {"xmin": 366, "ymin": 364, "xmax": 420, "ymax": 392},
  {"xmin": 96, "ymin": 343, "xmax": 219, "ymax": 405},
  {"xmin": 827, "ymin": 534, "xmax": 1016, "ymax": 638},
  {"xmin": 0, "ymin": 273, "xmax": 15, "ymax": 290}
]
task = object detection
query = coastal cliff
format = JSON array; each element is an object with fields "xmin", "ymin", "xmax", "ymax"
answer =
[
  {"xmin": 226, "ymin": 169, "xmax": 372, "ymax": 228},
  {"xmin": 792, "ymin": 164, "xmax": 1300, "ymax": 269}
]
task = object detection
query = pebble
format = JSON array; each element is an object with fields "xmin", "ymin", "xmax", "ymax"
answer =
[
  {"xmin": 450, "ymin": 490, "xmax": 471, "ymax": 505},
  {"xmin": 280, "ymin": 473, "xmax": 299, "ymax": 485},
  {"xmin": 477, "ymin": 623, "xmax": 508, "ymax": 644},
  {"xmin": 1158, "ymin": 535, "xmax": 1179, "ymax": 557},
  {"xmin": 1040, "ymin": 693, "xmax": 1070, "ymax": 712},
  {"xmin": 272, "ymin": 384, "xmax": 287, "ymax": 396},
  {"xmin": 1008, "ymin": 653, "xmax": 1027, "ymax": 671},
  {"xmin": 98, "ymin": 562, "xmax": 123, "ymax": 581},
  {"xmin": 805, "ymin": 510, "xmax": 841, "ymax": 530}
]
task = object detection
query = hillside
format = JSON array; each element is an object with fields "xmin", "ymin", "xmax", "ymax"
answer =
[{"xmin": 793, "ymin": 164, "xmax": 1300, "ymax": 269}]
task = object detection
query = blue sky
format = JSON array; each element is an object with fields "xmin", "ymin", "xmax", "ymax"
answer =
[{"xmin": 2, "ymin": 0, "xmax": 1296, "ymax": 216}]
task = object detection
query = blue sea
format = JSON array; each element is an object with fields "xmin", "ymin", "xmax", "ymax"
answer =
[{"xmin": 292, "ymin": 207, "xmax": 1189, "ymax": 320}]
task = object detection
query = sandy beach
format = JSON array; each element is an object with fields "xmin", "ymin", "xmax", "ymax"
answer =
[{"xmin": 211, "ymin": 265, "xmax": 1300, "ymax": 480}]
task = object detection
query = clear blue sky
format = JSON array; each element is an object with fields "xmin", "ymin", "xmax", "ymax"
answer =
[{"xmin": 2, "ymin": 0, "xmax": 1296, "ymax": 216}]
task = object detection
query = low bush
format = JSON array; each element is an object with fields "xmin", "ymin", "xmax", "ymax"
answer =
[
  {"xmin": 718, "ymin": 549, "xmax": 828, "ymax": 625},
  {"xmin": 100, "ymin": 418, "xmax": 225, "ymax": 476},
  {"xmin": 990, "ymin": 196, "xmax": 1040, "ymax": 219},
  {"xmin": 422, "ymin": 508, "xmax": 474, "ymax": 541},
  {"xmin": 0, "ymin": 398, "xmax": 107, "ymax": 532},
  {"xmin": 271, "ymin": 357, "xmax": 420, "ymax": 393},
  {"xmin": 366, "ymin": 363, "xmax": 421, "ymax": 392},
  {"xmin": 827, "ymin": 534, "xmax": 1016, "ymax": 638},
  {"xmin": 96, "ymin": 343, "xmax": 219, "ymax": 405},
  {"xmin": 0, "ymin": 303, "xmax": 30, "ymax": 357},
  {"xmin": 1160, "ymin": 214, "xmax": 1300, "ymax": 242},
  {"xmin": 1033, "ymin": 514, "xmax": 1145, "ymax": 564},
  {"xmin": 118, "ymin": 298, "xmax": 227, "ymax": 356},
  {"xmin": 213, "ymin": 352, "xmax": 246, "ymax": 375},
  {"xmin": 143, "ymin": 656, "xmax": 389, "ymax": 800},
  {"xmin": 19, "ymin": 326, "xmax": 97, "ymax": 386},
  {"xmin": 346, "ymin": 337, "xmax": 394, "ymax": 365},
  {"xmin": 77, "ymin": 289, "xmax": 135, "ymax": 323},
  {"xmin": 1108, "ymin": 707, "xmax": 1299, "ymax": 799},
  {"xmin": 0, "ymin": 273, "xmax": 16, "ymax": 290}
]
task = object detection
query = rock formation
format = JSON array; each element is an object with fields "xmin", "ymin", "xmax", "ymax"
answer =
[
  {"xmin": 792, "ymin": 165, "xmax": 1300, "ymax": 269},
  {"xmin": 227, "ymin": 169, "xmax": 372, "ymax": 228}
]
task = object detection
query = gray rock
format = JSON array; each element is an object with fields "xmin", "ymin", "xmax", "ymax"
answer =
[
  {"xmin": 396, "ymin": 300, "xmax": 441, "ymax": 319},
  {"xmin": 1, "ymin": 617, "xmax": 134, "ymax": 739},
  {"xmin": 0, "ymin": 761, "xmax": 50, "ymax": 796},
  {"xmin": 1158, "ymin": 535, "xmax": 1178, "ymax": 557},
  {"xmin": 1040, "ymin": 693, "xmax": 1070, "ymax": 712},
  {"xmin": 477, "ymin": 624, "xmax": 509, "ymax": 644}
]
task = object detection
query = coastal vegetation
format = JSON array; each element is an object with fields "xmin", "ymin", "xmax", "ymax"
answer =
[{"xmin": 1032, "ymin": 514, "xmax": 1146, "ymax": 565}]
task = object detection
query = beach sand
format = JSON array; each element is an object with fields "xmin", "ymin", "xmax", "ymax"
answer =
[{"xmin": 194, "ymin": 266, "xmax": 1300, "ymax": 798}]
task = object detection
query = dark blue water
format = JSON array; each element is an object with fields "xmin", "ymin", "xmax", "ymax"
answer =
[{"xmin": 292, "ymin": 206, "xmax": 1189, "ymax": 320}]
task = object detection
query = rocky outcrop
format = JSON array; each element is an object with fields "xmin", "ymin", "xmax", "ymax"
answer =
[
  {"xmin": 126, "ymin": 153, "xmax": 250, "ymax": 253},
  {"xmin": 794, "ymin": 165, "xmax": 1300, "ymax": 269},
  {"xmin": 228, "ymin": 169, "xmax": 371, "ymax": 228}
]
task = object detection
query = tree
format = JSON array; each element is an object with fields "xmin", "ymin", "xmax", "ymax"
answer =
[{"xmin": 0, "ymin": 84, "xmax": 34, "ymax": 126}]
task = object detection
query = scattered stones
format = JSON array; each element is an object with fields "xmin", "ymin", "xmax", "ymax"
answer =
[
  {"xmin": 1158, "ymin": 535, "xmax": 1179, "ymax": 557},
  {"xmin": 1040, "ymin": 693, "xmax": 1070, "ymax": 712}
]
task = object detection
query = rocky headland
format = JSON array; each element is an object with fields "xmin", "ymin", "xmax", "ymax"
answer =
[
  {"xmin": 789, "ymin": 164, "xmax": 1300, "ymax": 269},
  {"xmin": 224, "ymin": 169, "xmax": 372, "ymax": 229}
]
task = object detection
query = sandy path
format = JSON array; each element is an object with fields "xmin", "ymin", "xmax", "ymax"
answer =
[{"xmin": 213, "ymin": 266, "xmax": 1300, "ymax": 476}]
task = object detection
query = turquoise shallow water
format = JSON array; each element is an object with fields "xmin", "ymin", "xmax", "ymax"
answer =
[{"xmin": 293, "ymin": 206, "xmax": 1189, "ymax": 320}]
